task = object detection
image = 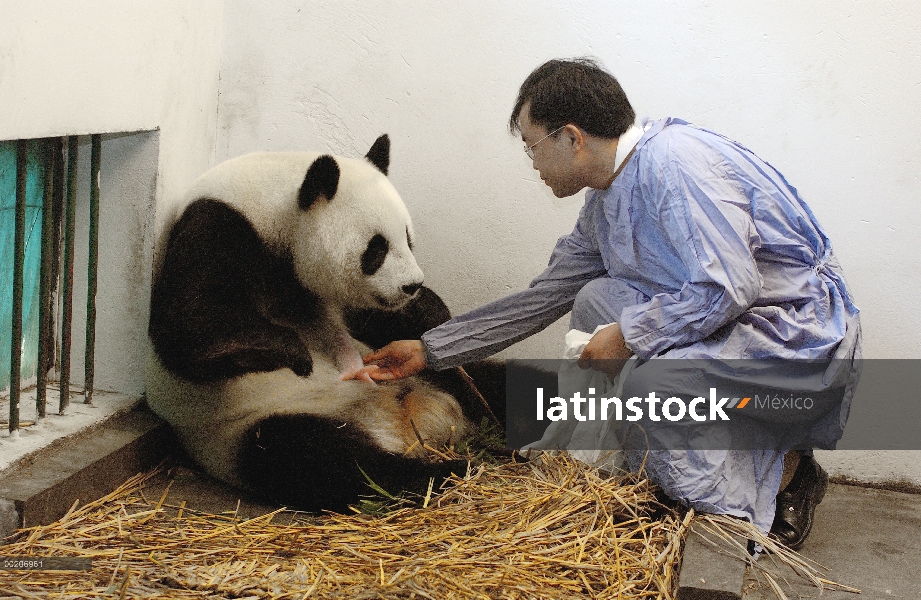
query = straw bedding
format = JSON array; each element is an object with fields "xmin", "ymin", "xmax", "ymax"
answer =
[{"xmin": 0, "ymin": 452, "xmax": 694, "ymax": 599}]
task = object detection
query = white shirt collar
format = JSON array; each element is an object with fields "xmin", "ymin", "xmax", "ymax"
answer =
[{"xmin": 612, "ymin": 116, "xmax": 651, "ymax": 173}]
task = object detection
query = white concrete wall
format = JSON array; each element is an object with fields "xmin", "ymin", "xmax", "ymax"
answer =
[
  {"xmin": 0, "ymin": 0, "xmax": 224, "ymax": 247},
  {"xmin": 62, "ymin": 132, "xmax": 160, "ymax": 396},
  {"xmin": 216, "ymin": 1, "xmax": 921, "ymax": 483},
  {"xmin": 216, "ymin": 0, "xmax": 921, "ymax": 363},
  {"xmin": 0, "ymin": 0, "xmax": 225, "ymax": 394}
]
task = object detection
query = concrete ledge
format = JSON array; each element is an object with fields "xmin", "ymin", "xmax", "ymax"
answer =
[
  {"xmin": 677, "ymin": 520, "xmax": 749, "ymax": 599},
  {"xmin": 678, "ymin": 589, "xmax": 742, "ymax": 600},
  {"xmin": 1, "ymin": 389, "xmax": 142, "ymax": 472},
  {"xmin": 0, "ymin": 404, "xmax": 174, "ymax": 540}
]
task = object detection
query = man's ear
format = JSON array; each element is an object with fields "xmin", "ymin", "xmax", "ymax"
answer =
[{"xmin": 563, "ymin": 124, "xmax": 585, "ymax": 152}]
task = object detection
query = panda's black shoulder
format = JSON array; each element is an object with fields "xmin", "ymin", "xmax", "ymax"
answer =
[
  {"xmin": 165, "ymin": 199, "xmax": 258, "ymax": 259},
  {"xmin": 155, "ymin": 198, "xmax": 273, "ymax": 299},
  {"xmin": 150, "ymin": 197, "xmax": 320, "ymax": 382}
]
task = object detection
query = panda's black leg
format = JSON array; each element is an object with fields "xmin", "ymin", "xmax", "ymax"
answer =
[
  {"xmin": 237, "ymin": 414, "xmax": 467, "ymax": 513},
  {"xmin": 422, "ymin": 359, "xmax": 559, "ymax": 450},
  {"xmin": 198, "ymin": 326, "xmax": 314, "ymax": 380}
]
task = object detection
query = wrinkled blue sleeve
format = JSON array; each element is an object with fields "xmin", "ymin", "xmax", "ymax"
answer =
[
  {"xmin": 422, "ymin": 199, "xmax": 608, "ymax": 370},
  {"xmin": 619, "ymin": 133, "xmax": 763, "ymax": 358}
]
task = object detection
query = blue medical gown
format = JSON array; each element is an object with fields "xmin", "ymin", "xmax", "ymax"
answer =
[{"xmin": 422, "ymin": 118, "xmax": 861, "ymax": 531}]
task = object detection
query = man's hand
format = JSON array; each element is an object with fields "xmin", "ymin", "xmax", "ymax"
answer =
[
  {"xmin": 346, "ymin": 340, "xmax": 427, "ymax": 381},
  {"xmin": 577, "ymin": 323, "xmax": 633, "ymax": 377}
]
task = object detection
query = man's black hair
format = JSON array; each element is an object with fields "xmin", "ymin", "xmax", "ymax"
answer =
[{"xmin": 509, "ymin": 58, "xmax": 636, "ymax": 140}]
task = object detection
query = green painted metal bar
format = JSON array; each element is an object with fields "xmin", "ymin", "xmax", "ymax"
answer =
[
  {"xmin": 36, "ymin": 139, "xmax": 56, "ymax": 419},
  {"xmin": 9, "ymin": 140, "xmax": 28, "ymax": 434},
  {"xmin": 59, "ymin": 136, "xmax": 78, "ymax": 414},
  {"xmin": 50, "ymin": 138, "xmax": 65, "ymax": 331},
  {"xmin": 84, "ymin": 135, "xmax": 101, "ymax": 404}
]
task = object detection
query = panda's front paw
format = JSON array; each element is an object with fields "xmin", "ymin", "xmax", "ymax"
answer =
[{"xmin": 289, "ymin": 353, "xmax": 314, "ymax": 378}]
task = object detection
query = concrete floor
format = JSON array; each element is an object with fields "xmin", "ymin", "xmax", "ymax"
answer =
[
  {"xmin": 743, "ymin": 483, "xmax": 921, "ymax": 599},
  {"xmin": 140, "ymin": 460, "xmax": 284, "ymax": 521}
]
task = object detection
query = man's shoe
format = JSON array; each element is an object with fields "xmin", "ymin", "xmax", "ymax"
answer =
[{"xmin": 770, "ymin": 455, "xmax": 829, "ymax": 550}]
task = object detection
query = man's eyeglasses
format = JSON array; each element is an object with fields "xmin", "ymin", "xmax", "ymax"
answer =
[{"xmin": 524, "ymin": 125, "xmax": 566, "ymax": 159}]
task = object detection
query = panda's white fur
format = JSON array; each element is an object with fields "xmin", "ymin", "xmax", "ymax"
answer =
[
  {"xmin": 146, "ymin": 348, "xmax": 467, "ymax": 490},
  {"xmin": 146, "ymin": 136, "xmax": 475, "ymax": 511}
]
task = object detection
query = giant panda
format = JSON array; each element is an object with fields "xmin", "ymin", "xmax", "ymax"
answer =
[{"xmin": 146, "ymin": 135, "xmax": 495, "ymax": 512}]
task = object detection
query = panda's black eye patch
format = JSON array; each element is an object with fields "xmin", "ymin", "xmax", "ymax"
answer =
[{"xmin": 361, "ymin": 234, "xmax": 389, "ymax": 275}]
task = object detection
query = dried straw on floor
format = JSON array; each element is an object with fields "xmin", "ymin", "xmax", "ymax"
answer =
[{"xmin": 0, "ymin": 452, "xmax": 692, "ymax": 599}]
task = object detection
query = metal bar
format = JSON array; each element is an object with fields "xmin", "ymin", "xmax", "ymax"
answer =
[
  {"xmin": 48, "ymin": 139, "xmax": 65, "ymax": 392},
  {"xmin": 50, "ymin": 138, "xmax": 65, "ymax": 330},
  {"xmin": 36, "ymin": 139, "xmax": 56, "ymax": 419},
  {"xmin": 59, "ymin": 136, "xmax": 78, "ymax": 414},
  {"xmin": 9, "ymin": 140, "xmax": 28, "ymax": 434},
  {"xmin": 84, "ymin": 135, "xmax": 101, "ymax": 404}
]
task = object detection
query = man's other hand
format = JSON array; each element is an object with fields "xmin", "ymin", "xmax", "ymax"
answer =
[{"xmin": 577, "ymin": 323, "xmax": 633, "ymax": 377}]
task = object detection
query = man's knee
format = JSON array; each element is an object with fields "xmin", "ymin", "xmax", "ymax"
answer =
[{"xmin": 571, "ymin": 277, "xmax": 649, "ymax": 332}]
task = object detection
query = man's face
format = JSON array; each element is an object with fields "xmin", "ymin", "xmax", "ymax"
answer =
[{"xmin": 519, "ymin": 104, "xmax": 584, "ymax": 198}]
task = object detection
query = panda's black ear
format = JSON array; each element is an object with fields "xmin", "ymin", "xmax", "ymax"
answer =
[
  {"xmin": 299, "ymin": 155, "xmax": 340, "ymax": 210},
  {"xmin": 365, "ymin": 134, "xmax": 390, "ymax": 175}
]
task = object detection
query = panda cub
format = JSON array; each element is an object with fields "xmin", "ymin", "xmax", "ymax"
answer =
[{"xmin": 147, "ymin": 135, "xmax": 480, "ymax": 512}]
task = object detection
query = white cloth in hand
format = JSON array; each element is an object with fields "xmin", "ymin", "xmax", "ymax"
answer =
[{"xmin": 523, "ymin": 324, "xmax": 633, "ymax": 471}]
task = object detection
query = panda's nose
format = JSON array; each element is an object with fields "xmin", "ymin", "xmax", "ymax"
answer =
[{"xmin": 402, "ymin": 282, "xmax": 422, "ymax": 296}]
